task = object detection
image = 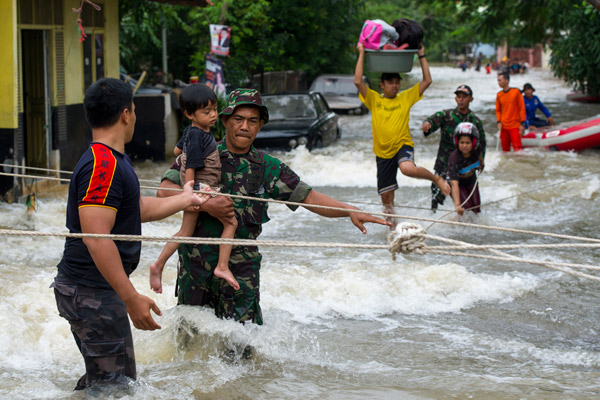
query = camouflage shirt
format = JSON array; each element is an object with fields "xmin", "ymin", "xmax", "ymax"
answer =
[
  {"xmin": 176, "ymin": 140, "xmax": 312, "ymax": 325},
  {"xmin": 424, "ymin": 108, "xmax": 486, "ymax": 175}
]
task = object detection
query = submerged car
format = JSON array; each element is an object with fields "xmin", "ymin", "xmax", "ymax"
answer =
[
  {"xmin": 255, "ymin": 92, "xmax": 340, "ymax": 151},
  {"xmin": 309, "ymin": 74, "xmax": 368, "ymax": 115}
]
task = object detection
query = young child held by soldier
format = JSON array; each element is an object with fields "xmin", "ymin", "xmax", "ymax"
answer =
[{"xmin": 150, "ymin": 83, "xmax": 239, "ymax": 292}]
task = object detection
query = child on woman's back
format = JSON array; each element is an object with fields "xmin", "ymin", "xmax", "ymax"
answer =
[{"xmin": 150, "ymin": 83, "xmax": 239, "ymax": 292}]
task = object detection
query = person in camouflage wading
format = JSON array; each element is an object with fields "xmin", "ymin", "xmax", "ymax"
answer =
[
  {"xmin": 158, "ymin": 88, "xmax": 390, "ymax": 325},
  {"xmin": 421, "ymin": 84, "xmax": 486, "ymax": 211}
]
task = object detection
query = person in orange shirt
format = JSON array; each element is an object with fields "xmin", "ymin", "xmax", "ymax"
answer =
[{"xmin": 496, "ymin": 71, "xmax": 526, "ymax": 152}]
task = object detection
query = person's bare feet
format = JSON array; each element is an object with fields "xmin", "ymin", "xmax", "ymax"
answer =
[
  {"xmin": 214, "ymin": 265, "xmax": 240, "ymax": 290},
  {"xmin": 149, "ymin": 261, "xmax": 164, "ymax": 294},
  {"xmin": 435, "ymin": 176, "xmax": 451, "ymax": 196}
]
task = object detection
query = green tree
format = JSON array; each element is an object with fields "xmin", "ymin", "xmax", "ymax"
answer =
[
  {"xmin": 549, "ymin": 2, "xmax": 600, "ymax": 95},
  {"xmin": 119, "ymin": 0, "xmax": 195, "ymax": 82}
]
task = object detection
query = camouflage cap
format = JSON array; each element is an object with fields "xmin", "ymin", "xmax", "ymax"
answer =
[{"xmin": 219, "ymin": 88, "xmax": 269, "ymax": 124}]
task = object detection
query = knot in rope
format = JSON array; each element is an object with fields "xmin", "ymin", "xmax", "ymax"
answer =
[{"xmin": 387, "ymin": 222, "xmax": 426, "ymax": 259}]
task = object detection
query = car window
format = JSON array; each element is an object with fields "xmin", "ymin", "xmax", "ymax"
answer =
[
  {"xmin": 338, "ymin": 79, "xmax": 357, "ymax": 95},
  {"xmin": 262, "ymin": 94, "xmax": 317, "ymax": 120},
  {"xmin": 310, "ymin": 77, "xmax": 359, "ymax": 96},
  {"xmin": 314, "ymin": 94, "xmax": 329, "ymax": 116}
]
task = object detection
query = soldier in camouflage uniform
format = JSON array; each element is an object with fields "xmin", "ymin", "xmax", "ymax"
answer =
[
  {"xmin": 158, "ymin": 88, "xmax": 390, "ymax": 325},
  {"xmin": 421, "ymin": 84, "xmax": 486, "ymax": 211}
]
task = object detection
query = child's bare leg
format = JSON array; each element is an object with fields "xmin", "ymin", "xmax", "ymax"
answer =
[
  {"xmin": 380, "ymin": 190, "xmax": 397, "ymax": 230},
  {"xmin": 150, "ymin": 211, "xmax": 198, "ymax": 294},
  {"xmin": 212, "ymin": 215, "xmax": 239, "ymax": 290},
  {"xmin": 399, "ymin": 161, "xmax": 451, "ymax": 196}
]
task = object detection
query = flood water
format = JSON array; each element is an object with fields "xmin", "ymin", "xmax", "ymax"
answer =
[{"xmin": 1, "ymin": 66, "xmax": 600, "ymax": 399}]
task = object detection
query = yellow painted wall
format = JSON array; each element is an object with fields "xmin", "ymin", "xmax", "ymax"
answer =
[
  {"xmin": 104, "ymin": 1, "xmax": 120, "ymax": 79},
  {"xmin": 63, "ymin": 0, "xmax": 84, "ymax": 105},
  {"xmin": 0, "ymin": 0, "xmax": 18, "ymax": 129},
  {"xmin": 64, "ymin": 0, "xmax": 120, "ymax": 105}
]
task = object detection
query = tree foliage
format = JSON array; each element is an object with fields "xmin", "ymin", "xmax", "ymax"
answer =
[
  {"xmin": 549, "ymin": 2, "xmax": 600, "ymax": 95},
  {"xmin": 119, "ymin": 0, "xmax": 363, "ymax": 87},
  {"xmin": 118, "ymin": 0, "xmax": 600, "ymax": 95}
]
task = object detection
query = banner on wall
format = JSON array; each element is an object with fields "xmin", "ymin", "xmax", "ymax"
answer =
[
  {"xmin": 205, "ymin": 53, "xmax": 226, "ymax": 96},
  {"xmin": 210, "ymin": 24, "xmax": 231, "ymax": 56}
]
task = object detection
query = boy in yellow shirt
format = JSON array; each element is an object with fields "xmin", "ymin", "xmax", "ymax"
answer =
[{"xmin": 354, "ymin": 42, "xmax": 450, "ymax": 219}]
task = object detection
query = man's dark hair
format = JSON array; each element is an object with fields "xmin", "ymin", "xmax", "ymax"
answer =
[
  {"xmin": 498, "ymin": 71, "xmax": 510, "ymax": 82},
  {"xmin": 179, "ymin": 83, "xmax": 217, "ymax": 116},
  {"xmin": 84, "ymin": 78, "xmax": 133, "ymax": 129},
  {"xmin": 380, "ymin": 72, "xmax": 401, "ymax": 83}
]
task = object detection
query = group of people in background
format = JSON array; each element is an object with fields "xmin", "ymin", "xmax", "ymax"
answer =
[
  {"xmin": 51, "ymin": 39, "xmax": 557, "ymax": 392},
  {"xmin": 458, "ymin": 55, "xmax": 530, "ymax": 77},
  {"xmin": 354, "ymin": 44, "xmax": 552, "ymax": 220}
]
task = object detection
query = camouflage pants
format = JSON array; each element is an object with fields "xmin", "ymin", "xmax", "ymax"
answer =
[
  {"xmin": 431, "ymin": 159, "xmax": 450, "ymax": 211},
  {"xmin": 52, "ymin": 272, "xmax": 136, "ymax": 390},
  {"xmin": 177, "ymin": 244, "xmax": 264, "ymax": 325}
]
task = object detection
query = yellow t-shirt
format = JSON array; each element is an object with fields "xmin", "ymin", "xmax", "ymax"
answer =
[{"xmin": 359, "ymin": 84, "xmax": 423, "ymax": 159}]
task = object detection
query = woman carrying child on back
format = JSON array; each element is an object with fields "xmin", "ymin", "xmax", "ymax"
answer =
[
  {"xmin": 447, "ymin": 122, "xmax": 484, "ymax": 217},
  {"xmin": 150, "ymin": 83, "xmax": 239, "ymax": 292}
]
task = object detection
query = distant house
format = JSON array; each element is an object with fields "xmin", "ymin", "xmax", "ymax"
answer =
[
  {"xmin": 0, "ymin": 0, "xmax": 209, "ymax": 201},
  {"xmin": 496, "ymin": 44, "xmax": 551, "ymax": 69}
]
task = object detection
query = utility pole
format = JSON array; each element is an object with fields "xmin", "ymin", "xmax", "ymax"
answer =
[
  {"xmin": 161, "ymin": 13, "xmax": 168, "ymax": 84},
  {"xmin": 218, "ymin": 1, "xmax": 228, "ymax": 24}
]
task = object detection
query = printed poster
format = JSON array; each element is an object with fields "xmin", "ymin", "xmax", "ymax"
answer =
[
  {"xmin": 205, "ymin": 53, "xmax": 226, "ymax": 96},
  {"xmin": 210, "ymin": 24, "xmax": 231, "ymax": 56}
]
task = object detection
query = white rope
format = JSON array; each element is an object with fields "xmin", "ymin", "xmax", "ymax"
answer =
[
  {"xmin": 1, "ymin": 227, "xmax": 598, "ymax": 281},
  {"xmin": 386, "ymin": 224, "xmax": 599, "ymax": 280},
  {"xmin": 0, "ymin": 228, "xmax": 389, "ymax": 250},
  {"xmin": 0, "ymin": 162, "xmax": 158, "ymax": 185},
  {"xmin": 387, "ymin": 222, "xmax": 426, "ymax": 259},
  {"xmin": 425, "ymin": 170, "xmax": 481, "ymax": 231},
  {"xmin": 424, "ymin": 249, "xmax": 600, "ymax": 282},
  {"xmin": 3, "ymin": 170, "xmax": 599, "ymax": 245},
  {"xmin": 6, "ymin": 163, "xmax": 597, "ymax": 215},
  {"xmin": 425, "ymin": 234, "xmax": 600, "ymax": 271}
]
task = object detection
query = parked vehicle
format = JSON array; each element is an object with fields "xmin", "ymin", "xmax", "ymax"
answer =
[
  {"xmin": 309, "ymin": 74, "xmax": 368, "ymax": 115},
  {"xmin": 255, "ymin": 92, "xmax": 341, "ymax": 151}
]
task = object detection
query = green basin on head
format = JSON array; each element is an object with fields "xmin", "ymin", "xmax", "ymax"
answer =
[{"xmin": 365, "ymin": 49, "xmax": 418, "ymax": 73}]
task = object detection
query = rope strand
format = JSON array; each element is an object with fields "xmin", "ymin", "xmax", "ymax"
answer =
[
  {"xmin": 2, "ymin": 170, "xmax": 600, "ymax": 244},
  {"xmin": 1, "ymin": 228, "xmax": 598, "ymax": 281}
]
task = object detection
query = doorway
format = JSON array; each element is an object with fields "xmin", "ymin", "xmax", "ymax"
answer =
[{"xmin": 21, "ymin": 29, "xmax": 51, "ymax": 169}]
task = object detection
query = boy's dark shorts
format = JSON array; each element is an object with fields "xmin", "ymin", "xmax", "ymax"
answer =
[{"xmin": 376, "ymin": 145, "xmax": 415, "ymax": 194}]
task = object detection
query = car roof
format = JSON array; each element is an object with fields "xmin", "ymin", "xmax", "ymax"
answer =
[{"xmin": 313, "ymin": 74, "xmax": 354, "ymax": 80}]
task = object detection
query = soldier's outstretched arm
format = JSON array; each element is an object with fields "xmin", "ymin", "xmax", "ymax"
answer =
[{"xmin": 301, "ymin": 190, "xmax": 391, "ymax": 234}]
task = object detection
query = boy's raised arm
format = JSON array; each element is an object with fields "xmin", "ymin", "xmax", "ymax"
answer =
[
  {"xmin": 354, "ymin": 43, "xmax": 368, "ymax": 99},
  {"xmin": 417, "ymin": 45, "xmax": 432, "ymax": 96}
]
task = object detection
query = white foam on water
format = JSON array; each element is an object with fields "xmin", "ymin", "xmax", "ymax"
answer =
[
  {"xmin": 279, "ymin": 145, "xmax": 377, "ymax": 188},
  {"xmin": 260, "ymin": 256, "xmax": 539, "ymax": 324},
  {"xmin": 439, "ymin": 327, "xmax": 600, "ymax": 368}
]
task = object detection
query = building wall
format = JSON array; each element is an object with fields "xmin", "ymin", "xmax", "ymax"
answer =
[
  {"xmin": 0, "ymin": 0, "xmax": 18, "ymax": 129},
  {"xmin": 0, "ymin": 0, "xmax": 121, "ymax": 199},
  {"xmin": 64, "ymin": 0, "xmax": 119, "ymax": 105}
]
